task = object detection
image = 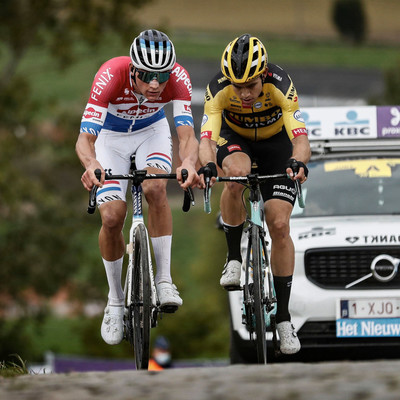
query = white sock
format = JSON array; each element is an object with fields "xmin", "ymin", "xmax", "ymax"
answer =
[
  {"xmin": 151, "ymin": 235, "xmax": 172, "ymax": 285},
  {"xmin": 102, "ymin": 256, "xmax": 125, "ymax": 306}
]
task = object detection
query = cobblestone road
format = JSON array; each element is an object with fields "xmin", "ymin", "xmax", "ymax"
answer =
[{"xmin": 1, "ymin": 360, "xmax": 400, "ymax": 400}]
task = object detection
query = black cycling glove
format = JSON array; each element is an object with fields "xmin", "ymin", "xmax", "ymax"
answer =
[
  {"xmin": 286, "ymin": 158, "xmax": 309, "ymax": 177},
  {"xmin": 198, "ymin": 162, "xmax": 218, "ymax": 178}
]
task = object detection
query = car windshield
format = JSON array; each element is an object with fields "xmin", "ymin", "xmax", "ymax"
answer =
[{"xmin": 292, "ymin": 156, "xmax": 400, "ymax": 217}]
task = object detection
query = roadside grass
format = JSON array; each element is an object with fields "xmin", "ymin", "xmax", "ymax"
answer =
[{"xmin": 0, "ymin": 355, "xmax": 29, "ymax": 378}]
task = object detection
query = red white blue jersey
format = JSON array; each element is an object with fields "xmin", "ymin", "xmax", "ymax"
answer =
[{"xmin": 80, "ymin": 56, "xmax": 194, "ymax": 136}]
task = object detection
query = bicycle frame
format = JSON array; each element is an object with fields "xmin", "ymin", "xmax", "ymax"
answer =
[{"xmin": 246, "ymin": 177, "xmax": 277, "ymax": 328}]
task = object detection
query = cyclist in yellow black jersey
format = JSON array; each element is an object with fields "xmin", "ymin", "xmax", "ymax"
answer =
[
  {"xmin": 201, "ymin": 65, "xmax": 306, "ymax": 142},
  {"xmin": 198, "ymin": 34, "xmax": 311, "ymax": 355}
]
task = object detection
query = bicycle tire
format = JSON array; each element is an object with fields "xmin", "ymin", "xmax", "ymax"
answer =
[
  {"xmin": 132, "ymin": 224, "xmax": 151, "ymax": 370},
  {"xmin": 250, "ymin": 224, "xmax": 267, "ymax": 364}
]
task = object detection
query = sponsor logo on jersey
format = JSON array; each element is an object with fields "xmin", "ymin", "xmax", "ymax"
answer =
[
  {"xmin": 226, "ymin": 106, "xmax": 282, "ymax": 129},
  {"xmin": 287, "ymin": 85, "xmax": 295, "ymax": 100},
  {"xmin": 201, "ymin": 131, "xmax": 212, "ymax": 139},
  {"xmin": 268, "ymin": 71, "xmax": 282, "ymax": 81},
  {"xmin": 292, "ymin": 127, "xmax": 308, "ymax": 137},
  {"xmin": 83, "ymin": 107, "xmax": 102, "ymax": 119},
  {"xmin": 227, "ymin": 144, "xmax": 242, "ymax": 152},
  {"xmin": 273, "ymin": 184, "xmax": 297, "ymax": 195},
  {"xmin": 91, "ymin": 67, "xmax": 114, "ymax": 101},
  {"xmin": 117, "ymin": 106, "xmax": 158, "ymax": 116},
  {"xmin": 171, "ymin": 66, "xmax": 192, "ymax": 95},
  {"xmin": 184, "ymin": 104, "xmax": 191, "ymax": 113},
  {"xmin": 201, "ymin": 114, "xmax": 209, "ymax": 126},
  {"xmin": 230, "ymin": 97, "xmax": 241, "ymax": 104},
  {"xmin": 254, "ymin": 102, "xmax": 262, "ymax": 109},
  {"xmin": 293, "ymin": 110, "xmax": 305, "ymax": 123}
]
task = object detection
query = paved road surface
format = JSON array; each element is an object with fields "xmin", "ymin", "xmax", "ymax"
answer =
[{"xmin": 2, "ymin": 360, "xmax": 400, "ymax": 400}]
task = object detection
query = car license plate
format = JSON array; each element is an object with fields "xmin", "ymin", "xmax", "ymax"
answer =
[
  {"xmin": 339, "ymin": 298, "xmax": 400, "ymax": 319},
  {"xmin": 336, "ymin": 298, "xmax": 400, "ymax": 338}
]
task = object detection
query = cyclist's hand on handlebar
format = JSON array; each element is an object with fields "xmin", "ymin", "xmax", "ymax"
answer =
[
  {"xmin": 286, "ymin": 158, "xmax": 309, "ymax": 184},
  {"xmin": 176, "ymin": 164, "xmax": 200, "ymax": 189},
  {"xmin": 81, "ymin": 162, "xmax": 104, "ymax": 191},
  {"xmin": 197, "ymin": 162, "xmax": 218, "ymax": 188}
]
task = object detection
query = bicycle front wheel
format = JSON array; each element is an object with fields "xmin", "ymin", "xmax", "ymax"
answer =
[
  {"xmin": 132, "ymin": 224, "xmax": 151, "ymax": 370},
  {"xmin": 250, "ymin": 224, "xmax": 267, "ymax": 364}
]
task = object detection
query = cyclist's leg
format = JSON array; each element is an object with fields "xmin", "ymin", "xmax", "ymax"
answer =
[
  {"xmin": 135, "ymin": 120, "xmax": 182, "ymax": 309},
  {"xmin": 264, "ymin": 199, "xmax": 300, "ymax": 354},
  {"xmin": 95, "ymin": 131, "xmax": 130, "ymax": 344},
  {"xmin": 217, "ymin": 128, "xmax": 252, "ymax": 288},
  {"xmin": 257, "ymin": 130, "xmax": 300, "ymax": 354},
  {"xmin": 95, "ymin": 131, "xmax": 130, "ymax": 302}
]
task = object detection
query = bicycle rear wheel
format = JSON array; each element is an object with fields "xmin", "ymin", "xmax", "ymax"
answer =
[
  {"xmin": 131, "ymin": 224, "xmax": 151, "ymax": 370},
  {"xmin": 250, "ymin": 224, "xmax": 267, "ymax": 364}
]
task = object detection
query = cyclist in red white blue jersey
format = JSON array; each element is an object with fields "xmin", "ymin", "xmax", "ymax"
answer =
[{"xmin": 76, "ymin": 29, "xmax": 199, "ymax": 346}]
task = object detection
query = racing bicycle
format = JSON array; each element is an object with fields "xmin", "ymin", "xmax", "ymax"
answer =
[
  {"xmin": 87, "ymin": 160, "xmax": 194, "ymax": 370},
  {"xmin": 202, "ymin": 165, "xmax": 304, "ymax": 364}
]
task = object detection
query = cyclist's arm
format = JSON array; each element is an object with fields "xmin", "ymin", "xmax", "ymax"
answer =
[
  {"xmin": 199, "ymin": 137, "xmax": 217, "ymax": 166},
  {"xmin": 276, "ymin": 79, "xmax": 310, "ymax": 183},
  {"xmin": 198, "ymin": 138, "xmax": 218, "ymax": 187},
  {"xmin": 75, "ymin": 132, "xmax": 103, "ymax": 190},
  {"xmin": 287, "ymin": 134, "xmax": 311, "ymax": 183},
  {"xmin": 176, "ymin": 124, "xmax": 200, "ymax": 189}
]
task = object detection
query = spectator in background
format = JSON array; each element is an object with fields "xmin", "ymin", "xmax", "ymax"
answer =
[{"xmin": 148, "ymin": 336, "xmax": 173, "ymax": 370}]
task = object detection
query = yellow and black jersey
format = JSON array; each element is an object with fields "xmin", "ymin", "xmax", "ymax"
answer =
[{"xmin": 200, "ymin": 63, "xmax": 307, "ymax": 142}]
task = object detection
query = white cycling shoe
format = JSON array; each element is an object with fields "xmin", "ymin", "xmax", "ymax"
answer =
[
  {"xmin": 156, "ymin": 281, "xmax": 183, "ymax": 313},
  {"xmin": 277, "ymin": 321, "xmax": 301, "ymax": 354},
  {"xmin": 220, "ymin": 260, "xmax": 242, "ymax": 290},
  {"xmin": 101, "ymin": 304, "xmax": 124, "ymax": 345}
]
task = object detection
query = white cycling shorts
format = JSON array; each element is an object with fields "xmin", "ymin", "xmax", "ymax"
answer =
[{"xmin": 94, "ymin": 117, "xmax": 172, "ymax": 206}]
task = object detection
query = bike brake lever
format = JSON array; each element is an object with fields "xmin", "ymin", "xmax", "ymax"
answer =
[
  {"xmin": 181, "ymin": 169, "xmax": 195, "ymax": 212},
  {"xmin": 87, "ymin": 169, "xmax": 102, "ymax": 214}
]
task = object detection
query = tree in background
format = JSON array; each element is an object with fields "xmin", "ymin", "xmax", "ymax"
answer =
[
  {"xmin": 332, "ymin": 0, "xmax": 367, "ymax": 44},
  {"xmin": 0, "ymin": 0, "xmax": 148, "ymax": 128},
  {"xmin": 0, "ymin": 0, "xmax": 151, "ymax": 362}
]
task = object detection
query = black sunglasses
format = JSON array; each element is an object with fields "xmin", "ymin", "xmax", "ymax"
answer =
[{"xmin": 136, "ymin": 70, "xmax": 171, "ymax": 84}]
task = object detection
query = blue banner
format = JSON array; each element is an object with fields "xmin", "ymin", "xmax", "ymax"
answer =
[{"xmin": 336, "ymin": 318, "xmax": 400, "ymax": 337}]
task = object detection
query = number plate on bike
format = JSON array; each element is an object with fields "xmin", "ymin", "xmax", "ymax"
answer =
[{"xmin": 336, "ymin": 298, "xmax": 400, "ymax": 338}]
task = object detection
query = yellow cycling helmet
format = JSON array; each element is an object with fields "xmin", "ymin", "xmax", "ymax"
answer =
[{"xmin": 221, "ymin": 34, "xmax": 268, "ymax": 84}]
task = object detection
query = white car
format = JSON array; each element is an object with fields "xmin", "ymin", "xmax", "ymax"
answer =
[{"xmin": 229, "ymin": 105, "xmax": 400, "ymax": 363}]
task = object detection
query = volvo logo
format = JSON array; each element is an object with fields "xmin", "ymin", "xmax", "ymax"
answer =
[
  {"xmin": 345, "ymin": 254, "xmax": 400, "ymax": 289},
  {"xmin": 371, "ymin": 254, "xmax": 400, "ymax": 282}
]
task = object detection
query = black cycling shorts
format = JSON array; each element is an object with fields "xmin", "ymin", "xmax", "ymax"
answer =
[{"xmin": 216, "ymin": 122, "xmax": 296, "ymax": 205}]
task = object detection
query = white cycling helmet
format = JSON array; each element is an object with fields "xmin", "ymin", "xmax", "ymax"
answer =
[{"xmin": 130, "ymin": 29, "xmax": 176, "ymax": 72}]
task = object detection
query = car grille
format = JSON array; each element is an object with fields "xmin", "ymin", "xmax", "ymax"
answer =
[{"xmin": 305, "ymin": 246, "xmax": 400, "ymax": 289}]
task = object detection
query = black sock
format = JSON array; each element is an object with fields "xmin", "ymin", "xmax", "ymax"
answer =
[
  {"xmin": 223, "ymin": 222, "xmax": 244, "ymax": 263},
  {"xmin": 274, "ymin": 275, "xmax": 293, "ymax": 324}
]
